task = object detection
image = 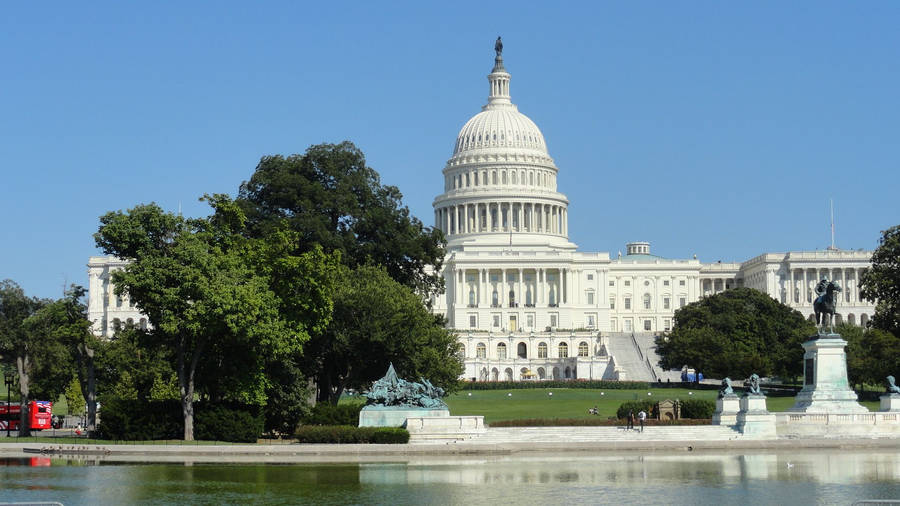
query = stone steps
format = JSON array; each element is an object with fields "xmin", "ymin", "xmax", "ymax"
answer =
[{"xmin": 434, "ymin": 425, "xmax": 742, "ymax": 444}]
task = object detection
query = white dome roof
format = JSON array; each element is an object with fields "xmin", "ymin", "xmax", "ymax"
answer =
[{"xmin": 453, "ymin": 108, "xmax": 547, "ymax": 156}]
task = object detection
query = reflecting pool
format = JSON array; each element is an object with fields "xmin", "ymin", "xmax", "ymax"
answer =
[{"xmin": 2, "ymin": 450, "xmax": 899, "ymax": 505}]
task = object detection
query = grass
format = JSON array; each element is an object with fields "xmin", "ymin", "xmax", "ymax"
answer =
[{"xmin": 444, "ymin": 387, "xmax": 882, "ymax": 424}]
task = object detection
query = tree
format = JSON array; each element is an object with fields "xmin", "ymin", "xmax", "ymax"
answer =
[
  {"xmin": 94, "ymin": 196, "xmax": 337, "ymax": 440},
  {"xmin": 304, "ymin": 264, "xmax": 462, "ymax": 404},
  {"xmin": 236, "ymin": 141, "xmax": 446, "ymax": 300},
  {"xmin": 23, "ymin": 286, "xmax": 101, "ymax": 429},
  {"xmin": 0, "ymin": 280, "xmax": 66, "ymax": 436},
  {"xmin": 860, "ymin": 225, "xmax": 900, "ymax": 336},
  {"xmin": 656, "ymin": 287, "xmax": 816, "ymax": 380},
  {"xmin": 95, "ymin": 325, "xmax": 178, "ymax": 402}
]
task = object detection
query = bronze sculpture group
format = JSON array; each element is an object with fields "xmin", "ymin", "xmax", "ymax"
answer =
[
  {"xmin": 364, "ymin": 363, "xmax": 447, "ymax": 409},
  {"xmin": 813, "ymin": 277, "xmax": 842, "ymax": 334}
]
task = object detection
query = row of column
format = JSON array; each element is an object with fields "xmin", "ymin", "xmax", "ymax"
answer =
[
  {"xmin": 701, "ymin": 278, "xmax": 732, "ymax": 295},
  {"xmin": 436, "ymin": 202, "xmax": 567, "ymax": 237},
  {"xmin": 453, "ymin": 267, "xmax": 571, "ymax": 308},
  {"xmin": 786, "ymin": 267, "xmax": 867, "ymax": 305}
]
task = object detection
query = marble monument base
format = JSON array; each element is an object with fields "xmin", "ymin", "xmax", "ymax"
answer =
[
  {"xmin": 712, "ymin": 395, "xmax": 740, "ymax": 426},
  {"xmin": 787, "ymin": 335, "xmax": 868, "ymax": 413},
  {"xmin": 735, "ymin": 395, "xmax": 776, "ymax": 437},
  {"xmin": 358, "ymin": 406, "xmax": 450, "ymax": 428},
  {"xmin": 881, "ymin": 394, "xmax": 900, "ymax": 412}
]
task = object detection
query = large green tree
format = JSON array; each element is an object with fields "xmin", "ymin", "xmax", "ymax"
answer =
[
  {"xmin": 305, "ymin": 264, "xmax": 462, "ymax": 404},
  {"xmin": 656, "ymin": 287, "xmax": 815, "ymax": 380},
  {"xmin": 236, "ymin": 141, "xmax": 446, "ymax": 299},
  {"xmin": 94, "ymin": 196, "xmax": 338, "ymax": 439},
  {"xmin": 1, "ymin": 280, "xmax": 72, "ymax": 435},
  {"xmin": 95, "ymin": 325, "xmax": 178, "ymax": 402},
  {"xmin": 838, "ymin": 323, "xmax": 900, "ymax": 389},
  {"xmin": 860, "ymin": 225, "xmax": 900, "ymax": 336},
  {"xmin": 23, "ymin": 286, "xmax": 100, "ymax": 429}
]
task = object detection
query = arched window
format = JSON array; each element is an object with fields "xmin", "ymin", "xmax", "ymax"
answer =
[
  {"xmin": 113, "ymin": 318, "xmax": 122, "ymax": 332},
  {"xmin": 479, "ymin": 368, "xmax": 488, "ymax": 381},
  {"xmin": 492, "ymin": 171, "xmax": 497, "ymax": 184},
  {"xmin": 517, "ymin": 342, "xmax": 527, "ymax": 359},
  {"xmin": 537, "ymin": 367, "xmax": 546, "ymax": 380},
  {"xmin": 492, "ymin": 289, "xmax": 499, "ymax": 307},
  {"xmin": 504, "ymin": 368, "xmax": 513, "ymax": 381},
  {"xmin": 469, "ymin": 289, "xmax": 476, "ymax": 306},
  {"xmin": 538, "ymin": 342, "xmax": 548, "ymax": 358},
  {"xmin": 511, "ymin": 171, "xmax": 517, "ymax": 185},
  {"xmin": 558, "ymin": 342, "xmax": 569, "ymax": 358},
  {"xmin": 497, "ymin": 342, "xmax": 507, "ymax": 359},
  {"xmin": 578, "ymin": 341, "xmax": 589, "ymax": 357},
  {"xmin": 644, "ymin": 294, "xmax": 652, "ymax": 310},
  {"xmin": 476, "ymin": 343, "xmax": 487, "ymax": 358},
  {"xmin": 126, "ymin": 318, "xmax": 134, "ymax": 327},
  {"xmin": 457, "ymin": 344, "xmax": 466, "ymax": 361},
  {"xmin": 552, "ymin": 367, "xmax": 560, "ymax": 380},
  {"xmin": 491, "ymin": 368, "xmax": 499, "ymax": 381},
  {"xmin": 502, "ymin": 171, "xmax": 507, "ymax": 184},
  {"xmin": 139, "ymin": 318, "xmax": 148, "ymax": 330}
]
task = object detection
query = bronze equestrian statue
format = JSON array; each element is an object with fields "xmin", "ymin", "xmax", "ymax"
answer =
[{"xmin": 813, "ymin": 279, "xmax": 841, "ymax": 334}]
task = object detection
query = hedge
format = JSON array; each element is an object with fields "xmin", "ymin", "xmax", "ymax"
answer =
[
  {"xmin": 616, "ymin": 400, "xmax": 658, "ymax": 420},
  {"xmin": 294, "ymin": 425, "xmax": 409, "ymax": 444},
  {"xmin": 678, "ymin": 399, "xmax": 715, "ymax": 419},
  {"xmin": 96, "ymin": 399, "xmax": 264, "ymax": 442},
  {"xmin": 490, "ymin": 417, "xmax": 713, "ymax": 427},
  {"xmin": 461, "ymin": 380, "xmax": 650, "ymax": 391},
  {"xmin": 302, "ymin": 402, "xmax": 364, "ymax": 426}
]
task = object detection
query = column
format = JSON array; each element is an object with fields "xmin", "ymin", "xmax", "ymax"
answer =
[
  {"xmin": 517, "ymin": 203, "xmax": 524, "ymax": 232},
  {"xmin": 518, "ymin": 269, "xmax": 523, "ymax": 308}
]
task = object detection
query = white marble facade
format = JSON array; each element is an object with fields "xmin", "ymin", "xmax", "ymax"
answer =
[
  {"xmin": 429, "ymin": 50, "xmax": 876, "ymax": 381},
  {"xmin": 86, "ymin": 50, "xmax": 877, "ymax": 385}
]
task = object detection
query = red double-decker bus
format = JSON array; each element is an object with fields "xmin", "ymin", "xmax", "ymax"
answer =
[{"xmin": 0, "ymin": 401, "xmax": 53, "ymax": 431}]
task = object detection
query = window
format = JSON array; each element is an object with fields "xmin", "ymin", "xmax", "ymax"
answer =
[
  {"xmin": 457, "ymin": 344, "xmax": 466, "ymax": 361},
  {"xmin": 476, "ymin": 343, "xmax": 487, "ymax": 358},
  {"xmin": 643, "ymin": 294, "xmax": 651, "ymax": 310},
  {"xmin": 587, "ymin": 274, "xmax": 594, "ymax": 281},
  {"xmin": 139, "ymin": 318, "xmax": 148, "ymax": 330},
  {"xmin": 663, "ymin": 280, "xmax": 670, "ymax": 286},
  {"xmin": 664, "ymin": 319, "xmax": 671, "ymax": 331},
  {"xmin": 610, "ymin": 319, "xmax": 617, "ymax": 331},
  {"xmin": 586, "ymin": 291, "xmax": 594, "ymax": 305},
  {"xmin": 680, "ymin": 280, "xmax": 686, "ymax": 286},
  {"xmin": 493, "ymin": 315, "xmax": 501, "ymax": 328},
  {"xmin": 586, "ymin": 314, "xmax": 596, "ymax": 328},
  {"xmin": 624, "ymin": 280, "xmax": 631, "ymax": 286},
  {"xmin": 550, "ymin": 314, "xmax": 558, "ymax": 327},
  {"xmin": 663, "ymin": 297, "xmax": 670, "ymax": 310},
  {"xmin": 497, "ymin": 343, "xmax": 507, "ymax": 359},
  {"xmin": 624, "ymin": 319, "xmax": 633, "ymax": 332},
  {"xmin": 469, "ymin": 315, "xmax": 477, "ymax": 328},
  {"xmin": 527, "ymin": 314, "xmax": 534, "ymax": 328},
  {"xmin": 644, "ymin": 280, "xmax": 650, "ymax": 287},
  {"xmin": 578, "ymin": 341, "xmax": 589, "ymax": 357},
  {"xmin": 679, "ymin": 297, "xmax": 686, "ymax": 308},
  {"xmin": 558, "ymin": 342, "xmax": 569, "ymax": 358},
  {"xmin": 609, "ymin": 296, "xmax": 615, "ymax": 310},
  {"xmin": 644, "ymin": 320, "xmax": 652, "ymax": 331},
  {"xmin": 538, "ymin": 342, "xmax": 548, "ymax": 358},
  {"xmin": 116, "ymin": 295, "xmax": 123, "ymax": 308},
  {"xmin": 609, "ymin": 281, "xmax": 615, "ymax": 287},
  {"xmin": 624, "ymin": 298, "xmax": 631, "ymax": 310}
]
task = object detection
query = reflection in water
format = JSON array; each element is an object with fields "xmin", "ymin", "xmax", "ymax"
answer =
[{"xmin": 0, "ymin": 451, "xmax": 899, "ymax": 505}]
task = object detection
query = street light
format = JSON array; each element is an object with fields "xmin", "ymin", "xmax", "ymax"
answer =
[{"xmin": 3, "ymin": 371, "xmax": 14, "ymax": 438}]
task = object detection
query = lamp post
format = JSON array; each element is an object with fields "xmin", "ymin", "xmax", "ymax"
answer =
[{"xmin": 3, "ymin": 371, "xmax": 13, "ymax": 438}]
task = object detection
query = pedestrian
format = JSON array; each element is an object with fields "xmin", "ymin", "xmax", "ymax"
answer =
[
  {"xmin": 638, "ymin": 410, "xmax": 647, "ymax": 432},
  {"xmin": 627, "ymin": 410, "xmax": 635, "ymax": 430}
]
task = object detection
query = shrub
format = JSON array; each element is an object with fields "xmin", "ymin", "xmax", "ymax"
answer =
[
  {"xmin": 294, "ymin": 425, "xmax": 409, "ymax": 444},
  {"xmin": 194, "ymin": 404, "xmax": 264, "ymax": 443},
  {"xmin": 678, "ymin": 399, "xmax": 715, "ymax": 419},
  {"xmin": 616, "ymin": 400, "xmax": 657, "ymax": 420},
  {"xmin": 96, "ymin": 399, "xmax": 264, "ymax": 442},
  {"xmin": 302, "ymin": 402, "xmax": 364, "ymax": 426}
]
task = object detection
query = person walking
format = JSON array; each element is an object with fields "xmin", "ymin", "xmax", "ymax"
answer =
[
  {"xmin": 627, "ymin": 410, "xmax": 635, "ymax": 430},
  {"xmin": 638, "ymin": 410, "xmax": 647, "ymax": 432}
]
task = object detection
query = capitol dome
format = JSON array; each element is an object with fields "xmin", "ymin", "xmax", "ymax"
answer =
[{"xmin": 446, "ymin": 50, "xmax": 554, "ymax": 166}]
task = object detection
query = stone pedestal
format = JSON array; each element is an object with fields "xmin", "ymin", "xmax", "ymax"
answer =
[
  {"xmin": 712, "ymin": 395, "xmax": 740, "ymax": 426},
  {"xmin": 358, "ymin": 406, "xmax": 450, "ymax": 427},
  {"xmin": 880, "ymin": 394, "xmax": 900, "ymax": 412},
  {"xmin": 735, "ymin": 395, "xmax": 776, "ymax": 437},
  {"xmin": 788, "ymin": 335, "xmax": 868, "ymax": 413}
]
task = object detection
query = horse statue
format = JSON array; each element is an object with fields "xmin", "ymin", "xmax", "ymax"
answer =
[{"xmin": 813, "ymin": 280, "xmax": 841, "ymax": 334}]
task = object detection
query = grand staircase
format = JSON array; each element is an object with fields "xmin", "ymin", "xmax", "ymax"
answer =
[{"xmin": 410, "ymin": 425, "xmax": 742, "ymax": 444}]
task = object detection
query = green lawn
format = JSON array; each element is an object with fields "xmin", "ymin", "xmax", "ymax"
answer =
[
  {"xmin": 445, "ymin": 387, "xmax": 716, "ymax": 424},
  {"xmin": 444, "ymin": 388, "xmax": 881, "ymax": 424}
]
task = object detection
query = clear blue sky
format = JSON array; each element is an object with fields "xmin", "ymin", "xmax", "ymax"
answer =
[{"xmin": 2, "ymin": 2, "xmax": 898, "ymax": 299}]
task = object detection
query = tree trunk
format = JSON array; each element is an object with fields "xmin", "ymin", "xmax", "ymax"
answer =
[
  {"xmin": 177, "ymin": 341, "xmax": 194, "ymax": 441},
  {"xmin": 16, "ymin": 354, "xmax": 30, "ymax": 437},
  {"xmin": 75, "ymin": 343, "xmax": 98, "ymax": 430}
]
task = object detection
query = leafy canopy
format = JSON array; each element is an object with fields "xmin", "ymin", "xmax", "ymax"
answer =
[
  {"xmin": 860, "ymin": 224, "xmax": 900, "ymax": 336},
  {"xmin": 656, "ymin": 287, "xmax": 815, "ymax": 380}
]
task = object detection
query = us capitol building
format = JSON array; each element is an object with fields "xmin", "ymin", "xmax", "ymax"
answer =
[{"xmin": 87, "ymin": 45, "xmax": 876, "ymax": 383}]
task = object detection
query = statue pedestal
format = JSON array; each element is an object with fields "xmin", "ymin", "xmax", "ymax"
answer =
[
  {"xmin": 359, "ymin": 406, "xmax": 450, "ymax": 427},
  {"xmin": 788, "ymin": 335, "xmax": 868, "ymax": 413},
  {"xmin": 880, "ymin": 394, "xmax": 900, "ymax": 412},
  {"xmin": 712, "ymin": 395, "xmax": 740, "ymax": 426},
  {"xmin": 735, "ymin": 395, "xmax": 776, "ymax": 437}
]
